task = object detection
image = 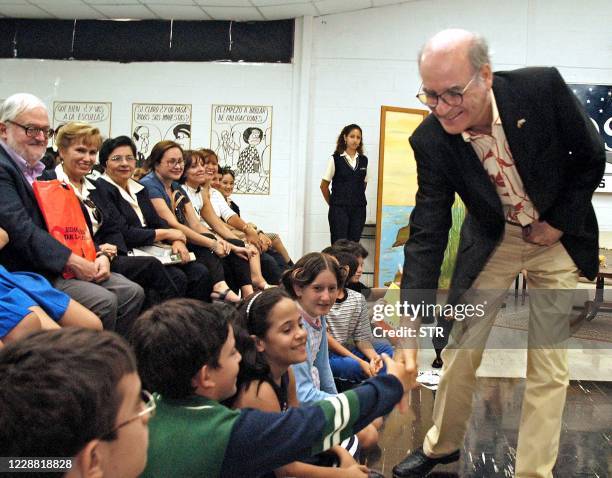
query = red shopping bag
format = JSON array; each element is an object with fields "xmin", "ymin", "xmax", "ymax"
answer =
[{"xmin": 33, "ymin": 180, "xmax": 96, "ymax": 279}]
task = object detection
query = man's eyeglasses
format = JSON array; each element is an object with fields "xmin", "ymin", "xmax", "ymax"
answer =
[
  {"xmin": 416, "ymin": 73, "xmax": 479, "ymax": 109},
  {"xmin": 6, "ymin": 120, "xmax": 54, "ymax": 139},
  {"xmin": 164, "ymin": 159, "xmax": 184, "ymax": 168},
  {"xmin": 100, "ymin": 390, "xmax": 156, "ymax": 441},
  {"xmin": 109, "ymin": 155, "xmax": 136, "ymax": 163}
]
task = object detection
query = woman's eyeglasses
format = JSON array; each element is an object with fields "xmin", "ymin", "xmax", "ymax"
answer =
[{"xmin": 108, "ymin": 155, "xmax": 136, "ymax": 163}]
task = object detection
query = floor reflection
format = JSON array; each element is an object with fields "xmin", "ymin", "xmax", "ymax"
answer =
[{"xmin": 363, "ymin": 379, "xmax": 611, "ymax": 477}]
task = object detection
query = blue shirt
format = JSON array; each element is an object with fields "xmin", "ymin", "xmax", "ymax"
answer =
[
  {"xmin": 293, "ymin": 311, "xmax": 338, "ymax": 406},
  {"xmin": 140, "ymin": 172, "xmax": 189, "ymax": 209}
]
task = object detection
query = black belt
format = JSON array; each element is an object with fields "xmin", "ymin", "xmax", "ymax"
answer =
[{"xmin": 506, "ymin": 219, "xmax": 532, "ymax": 234}]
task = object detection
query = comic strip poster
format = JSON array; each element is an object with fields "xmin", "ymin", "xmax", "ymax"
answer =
[
  {"xmin": 210, "ymin": 104, "xmax": 272, "ymax": 195},
  {"xmin": 52, "ymin": 101, "xmax": 112, "ymax": 139},
  {"xmin": 131, "ymin": 103, "xmax": 192, "ymax": 166}
]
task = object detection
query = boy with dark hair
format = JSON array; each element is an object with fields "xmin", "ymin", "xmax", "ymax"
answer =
[
  {"xmin": 131, "ymin": 298, "xmax": 411, "ymax": 478},
  {"xmin": 332, "ymin": 239, "xmax": 371, "ymax": 297},
  {"xmin": 0, "ymin": 328, "xmax": 153, "ymax": 478}
]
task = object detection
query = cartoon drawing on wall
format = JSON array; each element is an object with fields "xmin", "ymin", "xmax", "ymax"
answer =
[
  {"xmin": 132, "ymin": 103, "xmax": 192, "ymax": 164},
  {"xmin": 172, "ymin": 123, "xmax": 191, "ymax": 150},
  {"xmin": 53, "ymin": 102, "xmax": 112, "ymax": 139},
  {"xmin": 210, "ymin": 104, "xmax": 272, "ymax": 195},
  {"xmin": 132, "ymin": 125, "xmax": 150, "ymax": 166}
]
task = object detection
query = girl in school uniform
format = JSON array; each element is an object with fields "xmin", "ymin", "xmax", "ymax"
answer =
[{"xmin": 320, "ymin": 124, "xmax": 368, "ymax": 245}]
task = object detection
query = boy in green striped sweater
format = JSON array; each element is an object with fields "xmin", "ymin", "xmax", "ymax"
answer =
[{"xmin": 131, "ymin": 299, "xmax": 411, "ymax": 478}]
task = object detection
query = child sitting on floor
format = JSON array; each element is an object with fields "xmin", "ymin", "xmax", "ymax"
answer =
[
  {"xmin": 0, "ymin": 328, "xmax": 152, "ymax": 478},
  {"xmin": 228, "ymin": 288, "xmax": 384, "ymax": 477},
  {"xmin": 283, "ymin": 253, "xmax": 383, "ymax": 449},
  {"xmin": 0, "ymin": 227, "xmax": 101, "ymax": 346},
  {"xmin": 323, "ymin": 247, "xmax": 394, "ymax": 389},
  {"xmin": 332, "ymin": 239, "xmax": 371, "ymax": 299},
  {"xmin": 131, "ymin": 299, "xmax": 408, "ymax": 478}
]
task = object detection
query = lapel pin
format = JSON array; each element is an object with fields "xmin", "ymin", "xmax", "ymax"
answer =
[{"xmin": 517, "ymin": 118, "xmax": 526, "ymax": 128}]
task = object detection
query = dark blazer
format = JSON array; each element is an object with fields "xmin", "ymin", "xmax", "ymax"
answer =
[
  {"xmin": 0, "ymin": 146, "xmax": 70, "ymax": 275},
  {"xmin": 38, "ymin": 170, "xmax": 126, "ymax": 252},
  {"xmin": 94, "ymin": 177, "xmax": 170, "ymax": 250},
  {"xmin": 401, "ymin": 67, "xmax": 606, "ymax": 306}
]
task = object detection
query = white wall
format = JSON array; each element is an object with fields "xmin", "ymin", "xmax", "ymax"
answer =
[
  {"xmin": 305, "ymin": 0, "xmax": 612, "ymax": 254},
  {"xmin": 0, "ymin": 59, "xmax": 297, "ymax": 251},
  {"xmin": 1, "ymin": 0, "xmax": 611, "ymax": 260}
]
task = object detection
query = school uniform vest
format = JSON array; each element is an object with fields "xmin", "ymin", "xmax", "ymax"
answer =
[{"xmin": 329, "ymin": 152, "xmax": 367, "ymax": 207}]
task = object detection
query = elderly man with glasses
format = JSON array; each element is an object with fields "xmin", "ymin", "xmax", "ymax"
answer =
[
  {"xmin": 392, "ymin": 29, "xmax": 605, "ymax": 478},
  {"xmin": 0, "ymin": 93, "xmax": 145, "ymax": 333}
]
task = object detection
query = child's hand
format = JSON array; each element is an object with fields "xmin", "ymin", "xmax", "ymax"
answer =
[
  {"xmin": 382, "ymin": 353, "xmax": 419, "ymax": 393},
  {"xmin": 332, "ymin": 445, "xmax": 357, "ymax": 468},
  {"xmin": 0, "ymin": 227, "xmax": 8, "ymax": 249},
  {"xmin": 339, "ymin": 464, "xmax": 369, "ymax": 477},
  {"xmin": 369, "ymin": 355, "xmax": 383, "ymax": 375},
  {"xmin": 358, "ymin": 359, "xmax": 374, "ymax": 378}
]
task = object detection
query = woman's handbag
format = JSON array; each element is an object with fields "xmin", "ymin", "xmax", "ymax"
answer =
[{"xmin": 33, "ymin": 180, "xmax": 96, "ymax": 279}]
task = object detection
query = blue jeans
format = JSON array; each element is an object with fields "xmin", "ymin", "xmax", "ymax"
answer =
[{"xmin": 329, "ymin": 342, "xmax": 394, "ymax": 383}]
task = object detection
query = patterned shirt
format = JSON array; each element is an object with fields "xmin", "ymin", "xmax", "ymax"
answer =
[{"xmin": 462, "ymin": 91, "xmax": 539, "ymax": 226}]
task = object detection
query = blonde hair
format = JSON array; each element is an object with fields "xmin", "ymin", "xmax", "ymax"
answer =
[{"xmin": 55, "ymin": 122, "xmax": 102, "ymax": 151}]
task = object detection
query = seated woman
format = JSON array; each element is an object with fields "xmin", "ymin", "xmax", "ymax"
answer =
[
  {"xmin": 41, "ymin": 122, "xmax": 195, "ymax": 316},
  {"xmin": 198, "ymin": 149, "xmax": 286, "ymax": 284},
  {"xmin": 140, "ymin": 140, "xmax": 241, "ymax": 303},
  {"xmin": 95, "ymin": 135, "xmax": 213, "ymax": 304},
  {"xmin": 181, "ymin": 149, "xmax": 270, "ymax": 292},
  {"xmin": 0, "ymin": 226, "xmax": 101, "ymax": 346},
  {"xmin": 218, "ymin": 166, "xmax": 293, "ymax": 267}
]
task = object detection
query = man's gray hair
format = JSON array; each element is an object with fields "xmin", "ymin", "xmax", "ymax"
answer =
[
  {"xmin": 467, "ymin": 34, "xmax": 490, "ymax": 72},
  {"xmin": 0, "ymin": 93, "xmax": 48, "ymax": 123},
  {"xmin": 418, "ymin": 30, "xmax": 491, "ymax": 72}
]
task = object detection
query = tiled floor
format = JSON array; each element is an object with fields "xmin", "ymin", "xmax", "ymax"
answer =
[
  {"xmin": 364, "ymin": 379, "xmax": 611, "ymax": 477},
  {"xmin": 361, "ymin": 292, "xmax": 611, "ymax": 477}
]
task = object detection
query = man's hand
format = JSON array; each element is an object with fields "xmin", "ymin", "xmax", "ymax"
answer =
[
  {"xmin": 522, "ymin": 220, "xmax": 563, "ymax": 246},
  {"xmin": 66, "ymin": 253, "xmax": 96, "ymax": 282},
  {"xmin": 172, "ymin": 240, "xmax": 191, "ymax": 263},
  {"xmin": 93, "ymin": 254, "xmax": 111, "ymax": 283}
]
